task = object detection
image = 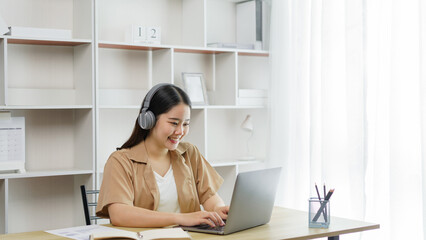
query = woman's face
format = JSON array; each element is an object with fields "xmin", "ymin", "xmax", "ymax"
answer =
[{"xmin": 150, "ymin": 103, "xmax": 191, "ymax": 150}]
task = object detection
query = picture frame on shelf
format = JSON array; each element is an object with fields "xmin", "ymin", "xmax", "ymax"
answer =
[{"xmin": 182, "ymin": 73, "xmax": 208, "ymax": 105}]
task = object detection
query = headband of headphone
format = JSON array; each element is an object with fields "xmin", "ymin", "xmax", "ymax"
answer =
[{"xmin": 138, "ymin": 83, "xmax": 172, "ymax": 129}]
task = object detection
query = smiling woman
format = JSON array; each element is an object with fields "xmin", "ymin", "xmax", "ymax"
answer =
[{"xmin": 95, "ymin": 83, "xmax": 229, "ymax": 228}]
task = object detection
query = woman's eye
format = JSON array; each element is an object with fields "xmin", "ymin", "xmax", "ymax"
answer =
[
  {"xmin": 170, "ymin": 122, "xmax": 178, "ymax": 126},
  {"xmin": 184, "ymin": 123, "xmax": 190, "ymax": 127}
]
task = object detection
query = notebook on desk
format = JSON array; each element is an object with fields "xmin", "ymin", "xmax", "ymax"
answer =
[{"xmin": 181, "ymin": 167, "xmax": 282, "ymax": 235}]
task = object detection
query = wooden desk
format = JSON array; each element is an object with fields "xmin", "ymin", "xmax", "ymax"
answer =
[{"xmin": 0, "ymin": 207, "xmax": 379, "ymax": 240}]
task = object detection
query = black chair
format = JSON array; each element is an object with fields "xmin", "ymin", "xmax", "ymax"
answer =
[{"xmin": 80, "ymin": 185, "xmax": 102, "ymax": 225}]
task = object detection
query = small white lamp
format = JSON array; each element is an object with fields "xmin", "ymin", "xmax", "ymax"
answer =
[{"xmin": 239, "ymin": 115, "xmax": 255, "ymax": 161}]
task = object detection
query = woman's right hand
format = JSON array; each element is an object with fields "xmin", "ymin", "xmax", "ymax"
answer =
[{"xmin": 177, "ymin": 211, "xmax": 225, "ymax": 227}]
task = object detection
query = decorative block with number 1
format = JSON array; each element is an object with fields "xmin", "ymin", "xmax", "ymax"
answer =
[{"xmin": 132, "ymin": 25, "xmax": 146, "ymax": 43}]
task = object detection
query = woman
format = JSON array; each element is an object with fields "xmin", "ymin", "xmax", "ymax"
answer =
[{"xmin": 96, "ymin": 83, "xmax": 229, "ymax": 228}]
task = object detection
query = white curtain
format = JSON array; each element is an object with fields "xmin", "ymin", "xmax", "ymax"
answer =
[{"xmin": 269, "ymin": 0, "xmax": 426, "ymax": 239}]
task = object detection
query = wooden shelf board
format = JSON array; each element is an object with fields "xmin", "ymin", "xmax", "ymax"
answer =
[
  {"xmin": 174, "ymin": 47, "xmax": 230, "ymax": 54},
  {"xmin": 0, "ymin": 105, "xmax": 93, "ymax": 110},
  {"xmin": 6, "ymin": 37, "xmax": 91, "ymax": 46},
  {"xmin": 238, "ymin": 51, "xmax": 269, "ymax": 57},
  {"xmin": 97, "ymin": 41, "xmax": 270, "ymax": 56},
  {"xmin": 0, "ymin": 169, "xmax": 93, "ymax": 179},
  {"xmin": 175, "ymin": 46, "xmax": 269, "ymax": 56},
  {"xmin": 99, "ymin": 105, "xmax": 140, "ymax": 109},
  {"xmin": 203, "ymin": 105, "xmax": 266, "ymax": 109},
  {"xmin": 98, "ymin": 105, "xmax": 265, "ymax": 110},
  {"xmin": 211, "ymin": 160, "xmax": 263, "ymax": 167},
  {"xmin": 99, "ymin": 41, "xmax": 169, "ymax": 51}
]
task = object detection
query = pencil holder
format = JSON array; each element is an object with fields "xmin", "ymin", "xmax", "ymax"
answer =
[{"xmin": 308, "ymin": 197, "xmax": 330, "ymax": 228}]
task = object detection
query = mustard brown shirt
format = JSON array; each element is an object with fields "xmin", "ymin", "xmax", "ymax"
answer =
[{"xmin": 96, "ymin": 142, "xmax": 224, "ymax": 218}]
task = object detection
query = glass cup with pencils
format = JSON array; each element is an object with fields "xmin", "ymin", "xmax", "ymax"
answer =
[{"xmin": 309, "ymin": 184, "xmax": 334, "ymax": 228}]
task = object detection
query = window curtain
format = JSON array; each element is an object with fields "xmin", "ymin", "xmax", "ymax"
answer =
[{"xmin": 269, "ymin": 0, "xmax": 426, "ymax": 239}]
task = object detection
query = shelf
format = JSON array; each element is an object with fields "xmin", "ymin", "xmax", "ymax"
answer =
[
  {"xmin": 0, "ymin": 105, "xmax": 93, "ymax": 110},
  {"xmin": 202, "ymin": 105, "xmax": 267, "ymax": 109},
  {"xmin": 238, "ymin": 50, "xmax": 269, "ymax": 57},
  {"xmin": 176, "ymin": 46, "xmax": 269, "ymax": 56},
  {"xmin": 99, "ymin": 105, "xmax": 140, "ymax": 109},
  {"xmin": 96, "ymin": 41, "xmax": 269, "ymax": 56},
  {"xmin": 0, "ymin": 0, "xmax": 94, "ymax": 234},
  {"xmin": 6, "ymin": 37, "xmax": 92, "ymax": 46},
  {"xmin": 174, "ymin": 46, "xmax": 231, "ymax": 55},
  {"xmin": 210, "ymin": 160, "xmax": 263, "ymax": 167},
  {"xmin": 99, "ymin": 105, "xmax": 266, "ymax": 110},
  {"xmin": 99, "ymin": 41, "xmax": 170, "ymax": 51},
  {"xmin": 0, "ymin": 169, "xmax": 93, "ymax": 179}
]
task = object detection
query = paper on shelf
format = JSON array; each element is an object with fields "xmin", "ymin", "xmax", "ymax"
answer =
[{"xmin": 0, "ymin": 117, "xmax": 25, "ymax": 174}]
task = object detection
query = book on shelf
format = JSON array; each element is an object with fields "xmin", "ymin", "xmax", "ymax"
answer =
[
  {"xmin": 207, "ymin": 42, "xmax": 255, "ymax": 50},
  {"xmin": 6, "ymin": 26, "xmax": 72, "ymax": 39},
  {"xmin": 236, "ymin": 0, "xmax": 264, "ymax": 50},
  {"xmin": 238, "ymin": 89, "xmax": 268, "ymax": 106},
  {"xmin": 90, "ymin": 227, "xmax": 192, "ymax": 240},
  {"xmin": 0, "ymin": 15, "xmax": 8, "ymax": 35}
]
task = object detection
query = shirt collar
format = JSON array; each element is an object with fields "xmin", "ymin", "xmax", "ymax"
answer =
[{"xmin": 127, "ymin": 142, "xmax": 190, "ymax": 163}]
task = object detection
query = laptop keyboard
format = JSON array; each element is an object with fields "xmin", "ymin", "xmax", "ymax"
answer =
[{"xmin": 193, "ymin": 224, "xmax": 225, "ymax": 232}]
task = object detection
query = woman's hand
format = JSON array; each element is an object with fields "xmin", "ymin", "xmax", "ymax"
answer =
[
  {"xmin": 214, "ymin": 205, "xmax": 229, "ymax": 220},
  {"xmin": 177, "ymin": 211, "xmax": 225, "ymax": 227},
  {"xmin": 202, "ymin": 193, "xmax": 229, "ymax": 221}
]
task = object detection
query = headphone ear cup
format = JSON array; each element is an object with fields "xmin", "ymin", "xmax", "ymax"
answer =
[
  {"xmin": 138, "ymin": 110, "xmax": 156, "ymax": 130},
  {"xmin": 144, "ymin": 111, "xmax": 156, "ymax": 129}
]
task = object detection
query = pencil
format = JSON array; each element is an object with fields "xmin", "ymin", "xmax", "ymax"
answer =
[
  {"xmin": 312, "ymin": 189, "xmax": 334, "ymax": 222},
  {"xmin": 323, "ymin": 183, "xmax": 328, "ymax": 222},
  {"xmin": 315, "ymin": 183, "xmax": 322, "ymax": 200},
  {"xmin": 325, "ymin": 189, "xmax": 334, "ymax": 200},
  {"xmin": 323, "ymin": 184, "xmax": 326, "ymax": 199},
  {"xmin": 315, "ymin": 183, "xmax": 327, "ymax": 221}
]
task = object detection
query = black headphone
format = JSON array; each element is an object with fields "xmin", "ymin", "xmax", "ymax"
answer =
[{"xmin": 138, "ymin": 83, "xmax": 173, "ymax": 130}]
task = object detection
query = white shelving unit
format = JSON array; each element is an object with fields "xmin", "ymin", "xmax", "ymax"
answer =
[
  {"xmin": 0, "ymin": 0, "xmax": 271, "ymax": 234},
  {"xmin": 0, "ymin": 0, "xmax": 95, "ymax": 234}
]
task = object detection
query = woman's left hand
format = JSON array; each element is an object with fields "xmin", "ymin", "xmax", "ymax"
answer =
[{"xmin": 214, "ymin": 205, "xmax": 229, "ymax": 220}]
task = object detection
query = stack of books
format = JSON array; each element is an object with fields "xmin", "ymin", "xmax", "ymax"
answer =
[{"xmin": 237, "ymin": 89, "xmax": 268, "ymax": 106}]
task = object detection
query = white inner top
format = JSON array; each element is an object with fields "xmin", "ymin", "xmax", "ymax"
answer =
[{"xmin": 154, "ymin": 166, "xmax": 181, "ymax": 213}]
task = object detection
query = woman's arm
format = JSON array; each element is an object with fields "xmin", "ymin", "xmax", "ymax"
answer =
[
  {"xmin": 108, "ymin": 203, "xmax": 224, "ymax": 228},
  {"xmin": 202, "ymin": 193, "xmax": 229, "ymax": 220}
]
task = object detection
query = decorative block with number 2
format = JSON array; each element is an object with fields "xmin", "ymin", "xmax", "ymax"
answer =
[{"xmin": 129, "ymin": 25, "xmax": 161, "ymax": 44}]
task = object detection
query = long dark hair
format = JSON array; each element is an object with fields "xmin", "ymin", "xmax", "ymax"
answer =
[{"xmin": 118, "ymin": 84, "xmax": 192, "ymax": 150}]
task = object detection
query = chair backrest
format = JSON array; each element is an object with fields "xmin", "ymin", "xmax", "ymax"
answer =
[{"xmin": 80, "ymin": 185, "xmax": 101, "ymax": 225}]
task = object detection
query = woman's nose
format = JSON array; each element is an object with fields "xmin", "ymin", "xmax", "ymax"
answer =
[{"xmin": 175, "ymin": 125, "xmax": 183, "ymax": 134}]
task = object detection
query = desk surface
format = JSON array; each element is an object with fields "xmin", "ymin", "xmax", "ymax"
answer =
[{"xmin": 0, "ymin": 207, "xmax": 379, "ymax": 240}]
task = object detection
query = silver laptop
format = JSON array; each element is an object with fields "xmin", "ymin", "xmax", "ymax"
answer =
[{"xmin": 181, "ymin": 167, "xmax": 282, "ymax": 235}]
